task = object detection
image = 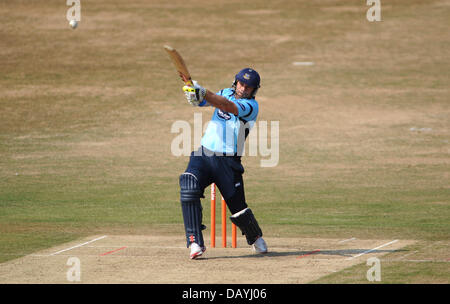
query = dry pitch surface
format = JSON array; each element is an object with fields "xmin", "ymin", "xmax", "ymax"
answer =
[{"xmin": 0, "ymin": 235, "xmax": 414, "ymax": 284}]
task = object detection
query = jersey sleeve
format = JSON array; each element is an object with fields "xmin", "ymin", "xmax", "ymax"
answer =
[{"xmin": 233, "ymin": 99, "xmax": 258, "ymax": 120}]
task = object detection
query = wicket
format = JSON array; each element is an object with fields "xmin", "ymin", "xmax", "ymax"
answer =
[{"xmin": 210, "ymin": 183, "xmax": 237, "ymax": 248}]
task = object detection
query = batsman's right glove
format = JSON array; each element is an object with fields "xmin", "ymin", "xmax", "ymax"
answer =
[{"xmin": 183, "ymin": 80, "xmax": 206, "ymax": 106}]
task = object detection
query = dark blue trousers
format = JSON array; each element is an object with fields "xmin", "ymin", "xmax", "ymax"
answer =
[
  {"xmin": 180, "ymin": 146, "xmax": 248, "ymax": 247},
  {"xmin": 185, "ymin": 146, "xmax": 248, "ymax": 214}
]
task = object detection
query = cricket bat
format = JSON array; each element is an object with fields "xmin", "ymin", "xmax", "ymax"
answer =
[{"xmin": 163, "ymin": 45, "xmax": 193, "ymax": 86}]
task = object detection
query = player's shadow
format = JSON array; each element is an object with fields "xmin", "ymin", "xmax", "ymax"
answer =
[{"xmin": 201, "ymin": 248, "xmax": 407, "ymax": 260}]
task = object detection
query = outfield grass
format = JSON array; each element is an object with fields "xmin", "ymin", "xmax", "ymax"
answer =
[{"xmin": 0, "ymin": 0, "xmax": 449, "ymax": 282}]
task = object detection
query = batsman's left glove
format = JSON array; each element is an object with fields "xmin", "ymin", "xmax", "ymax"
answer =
[{"xmin": 183, "ymin": 80, "xmax": 206, "ymax": 106}]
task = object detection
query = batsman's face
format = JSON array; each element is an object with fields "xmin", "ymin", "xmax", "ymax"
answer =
[{"xmin": 235, "ymin": 81, "xmax": 254, "ymax": 99}]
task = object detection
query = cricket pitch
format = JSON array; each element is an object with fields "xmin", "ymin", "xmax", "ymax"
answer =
[{"xmin": 0, "ymin": 235, "xmax": 414, "ymax": 284}]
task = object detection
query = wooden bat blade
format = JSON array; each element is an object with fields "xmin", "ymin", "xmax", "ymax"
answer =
[{"xmin": 164, "ymin": 45, "xmax": 193, "ymax": 86}]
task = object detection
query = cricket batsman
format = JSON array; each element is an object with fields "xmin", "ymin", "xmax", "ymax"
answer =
[{"xmin": 179, "ymin": 68, "xmax": 268, "ymax": 259}]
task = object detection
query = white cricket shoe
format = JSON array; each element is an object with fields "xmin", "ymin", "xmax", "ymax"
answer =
[
  {"xmin": 189, "ymin": 243, "xmax": 206, "ymax": 259},
  {"xmin": 252, "ymin": 237, "xmax": 268, "ymax": 254}
]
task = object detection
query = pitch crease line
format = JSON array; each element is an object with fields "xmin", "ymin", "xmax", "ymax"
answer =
[
  {"xmin": 338, "ymin": 237, "xmax": 356, "ymax": 243},
  {"xmin": 50, "ymin": 235, "xmax": 107, "ymax": 256},
  {"xmin": 100, "ymin": 246, "xmax": 127, "ymax": 256},
  {"xmin": 296, "ymin": 249, "xmax": 321, "ymax": 259},
  {"xmin": 346, "ymin": 239, "xmax": 398, "ymax": 260}
]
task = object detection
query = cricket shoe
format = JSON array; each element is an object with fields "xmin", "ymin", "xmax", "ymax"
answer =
[
  {"xmin": 252, "ymin": 237, "xmax": 268, "ymax": 254},
  {"xmin": 189, "ymin": 242, "xmax": 206, "ymax": 259}
]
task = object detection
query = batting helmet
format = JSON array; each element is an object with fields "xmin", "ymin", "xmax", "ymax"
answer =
[{"xmin": 232, "ymin": 68, "xmax": 261, "ymax": 98}]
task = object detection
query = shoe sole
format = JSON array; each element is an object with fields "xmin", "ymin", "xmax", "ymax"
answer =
[
  {"xmin": 254, "ymin": 250, "xmax": 268, "ymax": 254},
  {"xmin": 252, "ymin": 246, "xmax": 268, "ymax": 254},
  {"xmin": 190, "ymin": 248, "xmax": 206, "ymax": 259}
]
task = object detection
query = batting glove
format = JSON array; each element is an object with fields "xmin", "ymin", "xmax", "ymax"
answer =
[{"xmin": 183, "ymin": 80, "xmax": 206, "ymax": 106}]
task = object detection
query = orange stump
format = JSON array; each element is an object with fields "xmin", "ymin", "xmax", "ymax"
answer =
[
  {"xmin": 232, "ymin": 221, "xmax": 237, "ymax": 248},
  {"xmin": 211, "ymin": 183, "xmax": 237, "ymax": 248},
  {"xmin": 222, "ymin": 197, "xmax": 227, "ymax": 248},
  {"xmin": 210, "ymin": 184, "xmax": 216, "ymax": 248}
]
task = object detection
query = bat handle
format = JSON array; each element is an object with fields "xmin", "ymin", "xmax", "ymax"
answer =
[{"xmin": 179, "ymin": 73, "xmax": 193, "ymax": 86}]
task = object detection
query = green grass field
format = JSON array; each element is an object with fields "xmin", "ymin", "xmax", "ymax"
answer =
[{"xmin": 0, "ymin": 0, "xmax": 449, "ymax": 283}]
